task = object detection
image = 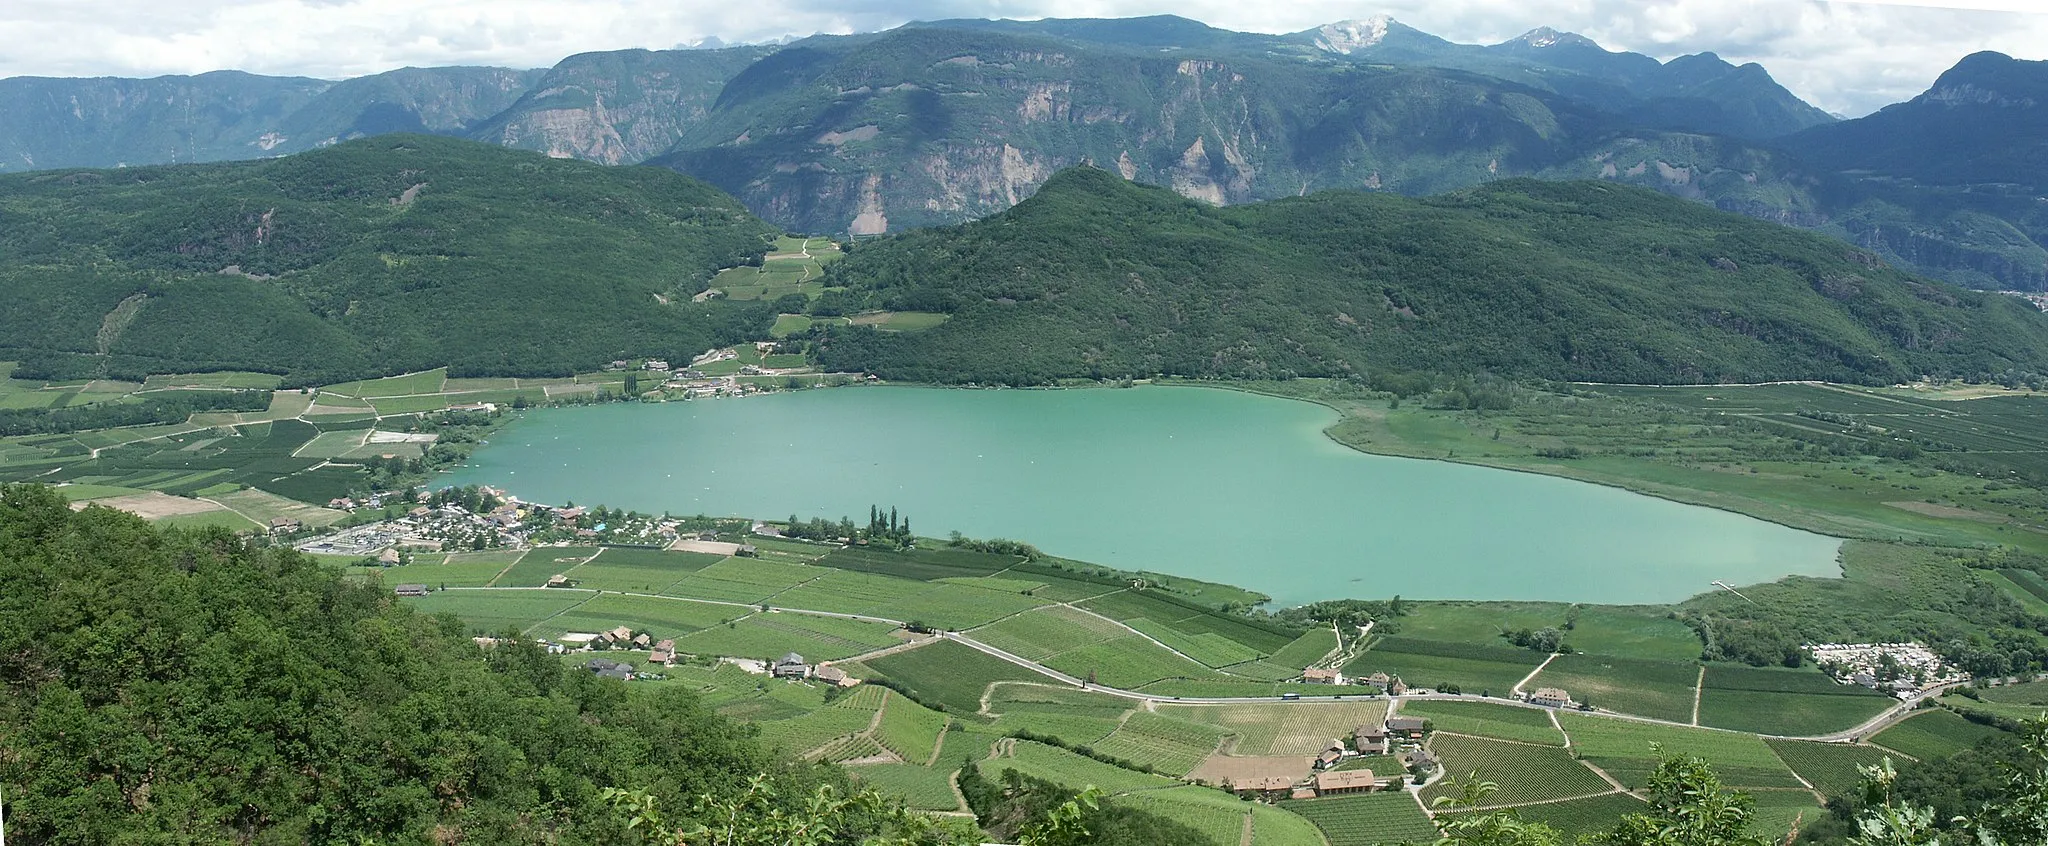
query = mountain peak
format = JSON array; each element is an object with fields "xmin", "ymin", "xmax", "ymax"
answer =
[
  {"xmin": 1309, "ymin": 16, "xmax": 1397, "ymax": 54},
  {"xmin": 1505, "ymin": 26, "xmax": 1599, "ymax": 49},
  {"xmin": 1922, "ymin": 51, "xmax": 2041, "ymax": 109}
]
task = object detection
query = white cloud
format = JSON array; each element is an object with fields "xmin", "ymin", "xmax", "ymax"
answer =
[{"xmin": 0, "ymin": 0, "xmax": 2041, "ymax": 115}]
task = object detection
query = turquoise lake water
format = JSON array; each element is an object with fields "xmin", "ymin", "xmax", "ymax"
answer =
[{"xmin": 442, "ymin": 385, "xmax": 1841, "ymax": 606}]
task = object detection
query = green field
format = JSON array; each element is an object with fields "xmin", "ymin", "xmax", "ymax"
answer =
[
  {"xmin": 979, "ymin": 739, "xmax": 1179, "ymax": 795},
  {"xmin": 1422, "ymin": 734, "xmax": 1613, "ymax": 806},
  {"xmin": 1557, "ymin": 713, "xmax": 1802, "ymax": 789},
  {"xmin": 1456, "ymin": 792, "xmax": 1647, "ymax": 840},
  {"xmin": 1533, "ymin": 654, "xmax": 1700, "ymax": 723},
  {"xmin": 663, "ymin": 556, "xmax": 820, "ymax": 604},
  {"xmin": 1089, "ymin": 711, "xmax": 1229, "ymax": 776},
  {"xmin": 1343, "ymin": 636, "xmax": 1545, "ymax": 696},
  {"xmin": 875, "ymin": 690, "xmax": 949, "ymax": 764},
  {"xmin": 156, "ymin": 509, "xmax": 264, "ymax": 531},
  {"xmin": 1872, "ymin": 709, "xmax": 2010, "ymax": 760},
  {"xmin": 1695, "ymin": 665, "xmax": 1894, "ymax": 735},
  {"xmin": 669, "ymin": 611, "xmax": 901, "ymax": 662},
  {"xmin": 847, "ymin": 763, "xmax": 961, "ymax": 811},
  {"xmin": 539, "ymin": 592, "xmax": 741, "ymax": 639},
  {"xmin": 325, "ymin": 369, "xmax": 448, "ymax": 398},
  {"xmin": 564, "ymin": 547, "xmax": 726, "ymax": 593},
  {"xmin": 1762, "ymin": 739, "xmax": 1899, "ymax": 798},
  {"xmin": 496, "ymin": 549, "xmax": 599, "ymax": 588},
  {"xmin": 408, "ymin": 588, "xmax": 596, "ymax": 634},
  {"xmin": 1281, "ymin": 793, "xmax": 1439, "ymax": 845},
  {"xmin": 861, "ymin": 639, "xmax": 1066, "ymax": 714},
  {"xmin": 847, "ymin": 311, "xmax": 950, "ymax": 331},
  {"xmin": 1396, "ymin": 699, "xmax": 1566, "ymax": 746},
  {"xmin": 1162, "ymin": 700, "xmax": 1390, "ymax": 756},
  {"xmin": 1565, "ymin": 607, "xmax": 1704, "ymax": 662},
  {"xmin": 389, "ymin": 550, "xmax": 524, "ymax": 588},
  {"xmin": 1957, "ymin": 680, "xmax": 2048, "ymax": 722},
  {"xmin": 1266, "ymin": 628, "xmax": 1340, "ymax": 671}
]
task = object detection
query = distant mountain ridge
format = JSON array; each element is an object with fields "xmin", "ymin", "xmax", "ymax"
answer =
[{"xmin": 0, "ymin": 17, "xmax": 2041, "ymax": 290}]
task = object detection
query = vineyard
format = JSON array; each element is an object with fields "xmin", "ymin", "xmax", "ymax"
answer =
[
  {"xmin": 1088, "ymin": 712, "xmax": 1230, "ymax": 776},
  {"xmin": 859, "ymin": 639, "xmax": 1062, "ymax": 714},
  {"xmin": 1342, "ymin": 636, "xmax": 1545, "ymax": 695},
  {"xmin": 1282, "ymin": 793, "xmax": 1439, "ymax": 845},
  {"xmin": 1531, "ymin": 654, "xmax": 1701, "ymax": 723},
  {"xmin": 1421, "ymin": 735, "xmax": 1613, "ymax": 806},
  {"xmin": 1762, "ymin": 739, "xmax": 1899, "ymax": 798},
  {"xmin": 875, "ymin": 691, "xmax": 950, "ymax": 763},
  {"xmin": 1558, "ymin": 714, "xmax": 1803, "ymax": 789},
  {"xmin": 1872, "ymin": 709, "xmax": 2009, "ymax": 761},
  {"xmin": 1395, "ymin": 700, "xmax": 1566, "ymax": 746},
  {"xmin": 1161, "ymin": 700, "xmax": 1390, "ymax": 756}
]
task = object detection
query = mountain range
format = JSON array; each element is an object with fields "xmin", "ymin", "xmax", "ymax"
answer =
[{"xmin": 0, "ymin": 16, "xmax": 2042, "ymax": 290}]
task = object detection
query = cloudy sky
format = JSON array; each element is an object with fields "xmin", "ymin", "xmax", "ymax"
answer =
[{"xmin": 1, "ymin": 0, "xmax": 2043, "ymax": 116}]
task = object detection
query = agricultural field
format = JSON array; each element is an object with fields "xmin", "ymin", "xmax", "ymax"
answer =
[
  {"xmin": 407, "ymin": 588, "xmax": 595, "ymax": 634},
  {"xmin": 389, "ymin": 549, "xmax": 525, "ymax": 588},
  {"xmin": 323, "ymin": 369, "xmax": 448, "ymax": 398},
  {"xmin": 1695, "ymin": 665, "xmax": 1894, "ymax": 735},
  {"xmin": 1557, "ymin": 713, "xmax": 1802, "ymax": 789},
  {"xmin": 1395, "ymin": 699, "xmax": 1566, "ymax": 746},
  {"xmin": 1135, "ymin": 678, "xmax": 1284, "ymax": 699},
  {"xmin": 815, "ymin": 545, "xmax": 1019, "ymax": 582},
  {"xmin": 1749, "ymin": 790, "xmax": 1826, "ymax": 841},
  {"xmin": 564, "ymin": 547, "xmax": 726, "ymax": 593},
  {"xmin": 1564, "ymin": 607, "xmax": 1704, "ymax": 662},
  {"xmin": 1872, "ymin": 709, "xmax": 2010, "ymax": 760},
  {"xmin": 1532, "ymin": 653, "xmax": 1701, "ymax": 723},
  {"xmin": 1281, "ymin": 793, "xmax": 1439, "ymax": 845},
  {"xmin": 979, "ymin": 739, "xmax": 1180, "ymax": 795},
  {"xmin": 662, "ymin": 556, "xmax": 820, "ymax": 604},
  {"xmin": 846, "ymin": 763, "xmax": 961, "ymax": 811},
  {"xmin": 860, "ymin": 639, "xmax": 1067, "ymax": 714},
  {"xmin": 875, "ymin": 691, "xmax": 949, "ymax": 764},
  {"xmin": 1264, "ymin": 628, "xmax": 1340, "ymax": 671},
  {"xmin": 971, "ymin": 606, "xmax": 1129, "ymax": 661},
  {"xmin": 1089, "ymin": 711, "xmax": 1230, "ymax": 776},
  {"xmin": 1343, "ymin": 636, "xmax": 1545, "ymax": 696},
  {"xmin": 987, "ymin": 684, "xmax": 1132, "ymax": 720},
  {"xmin": 1078, "ymin": 589, "xmax": 1300, "ymax": 656},
  {"xmin": 1951, "ymin": 680, "xmax": 2048, "ymax": 722},
  {"xmin": 1762, "ymin": 739, "xmax": 1900, "ymax": 798},
  {"xmin": 754, "ymin": 703, "xmax": 879, "ymax": 758},
  {"xmin": 206, "ymin": 487, "xmax": 347, "ymax": 527},
  {"xmin": 1421, "ymin": 734, "xmax": 1613, "ymax": 806},
  {"xmin": 1162, "ymin": 700, "xmax": 1390, "ymax": 756},
  {"xmin": 668, "ymin": 610, "xmax": 902, "ymax": 662},
  {"xmin": 537, "ymin": 593, "xmax": 740, "ymax": 639},
  {"xmin": 1394, "ymin": 602, "xmax": 1568, "ymax": 645},
  {"xmin": 1113, "ymin": 787, "xmax": 1258, "ymax": 846},
  {"xmin": 1458, "ymin": 792, "xmax": 1647, "ymax": 840},
  {"xmin": 496, "ymin": 548, "xmax": 599, "ymax": 588}
]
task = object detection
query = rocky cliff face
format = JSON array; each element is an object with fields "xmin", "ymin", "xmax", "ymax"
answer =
[
  {"xmin": 0, "ymin": 72, "xmax": 330, "ymax": 170},
  {"xmin": 470, "ymin": 47, "xmax": 772, "ymax": 164}
]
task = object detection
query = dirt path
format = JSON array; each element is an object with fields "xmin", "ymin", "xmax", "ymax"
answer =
[
  {"xmin": 1513, "ymin": 653, "xmax": 1558, "ymax": 697},
  {"xmin": 1467, "ymin": 788, "xmax": 1630, "ymax": 813},
  {"xmin": 1691, "ymin": 666, "xmax": 1706, "ymax": 726},
  {"xmin": 1237, "ymin": 811, "xmax": 1254, "ymax": 846}
]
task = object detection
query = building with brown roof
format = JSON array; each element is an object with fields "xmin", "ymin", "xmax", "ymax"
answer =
[
  {"xmin": 1314, "ymin": 770, "xmax": 1378, "ymax": 796},
  {"xmin": 1302, "ymin": 667, "xmax": 1342, "ymax": 684},
  {"xmin": 815, "ymin": 665, "xmax": 858, "ymax": 687},
  {"xmin": 1353, "ymin": 726, "xmax": 1388, "ymax": 755},
  {"xmin": 1232, "ymin": 776, "xmax": 1295, "ymax": 798},
  {"xmin": 1529, "ymin": 687, "xmax": 1573, "ymax": 708},
  {"xmin": 1386, "ymin": 717, "xmax": 1427, "ymax": 738}
]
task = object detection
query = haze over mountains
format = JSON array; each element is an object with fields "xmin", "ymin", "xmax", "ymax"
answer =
[{"xmin": 1, "ymin": 15, "xmax": 2043, "ymax": 291}]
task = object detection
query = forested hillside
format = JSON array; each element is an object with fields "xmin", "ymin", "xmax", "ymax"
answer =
[
  {"xmin": 0, "ymin": 135, "xmax": 780, "ymax": 384},
  {"xmin": 0, "ymin": 484, "xmax": 852, "ymax": 843},
  {"xmin": 814, "ymin": 168, "xmax": 2048, "ymax": 386}
]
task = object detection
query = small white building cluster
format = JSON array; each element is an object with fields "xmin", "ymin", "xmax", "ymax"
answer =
[{"xmin": 1811, "ymin": 642, "xmax": 1969, "ymax": 696}]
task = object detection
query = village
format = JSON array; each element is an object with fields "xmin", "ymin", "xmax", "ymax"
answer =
[
  {"xmin": 296, "ymin": 483, "xmax": 744, "ymax": 563},
  {"xmin": 1811, "ymin": 641, "xmax": 1973, "ymax": 695}
]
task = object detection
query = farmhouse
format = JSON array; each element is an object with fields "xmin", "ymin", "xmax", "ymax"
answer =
[
  {"xmin": 631, "ymin": 633, "xmax": 652, "ymax": 650},
  {"xmin": 1529, "ymin": 687, "xmax": 1573, "ymax": 708},
  {"xmin": 546, "ymin": 574, "xmax": 573, "ymax": 588},
  {"xmin": 1361, "ymin": 672, "xmax": 1406, "ymax": 695},
  {"xmin": 393, "ymin": 584, "xmax": 428, "ymax": 597},
  {"xmin": 1314, "ymin": 748, "xmax": 1344, "ymax": 770},
  {"xmin": 1302, "ymin": 668, "xmax": 1342, "ymax": 684},
  {"xmin": 377, "ymin": 548, "xmax": 402, "ymax": 566},
  {"xmin": 269, "ymin": 517, "xmax": 301, "ymax": 534},
  {"xmin": 814, "ymin": 665, "xmax": 858, "ymax": 687},
  {"xmin": 772, "ymin": 652, "xmax": 810, "ymax": 679},
  {"xmin": 600, "ymin": 625, "xmax": 633, "ymax": 647},
  {"xmin": 1400, "ymin": 749, "xmax": 1439, "ymax": 773},
  {"xmin": 1386, "ymin": 717, "xmax": 1427, "ymax": 738},
  {"xmin": 1353, "ymin": 726, "xmax": 1388, "ymax": 755},
  {"xmin": 649, "ymin": 639, "xmax": 677, "ymax": 665},
  {"xmin": 1232, "ymin": 776, "xmax": 1294, "ymax": 798},
  {"xmin": 1314, "ymin": 770, "xmax": 1379, "ymax": 796}
]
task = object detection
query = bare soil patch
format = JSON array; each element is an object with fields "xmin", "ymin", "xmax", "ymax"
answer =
[
  {"xmin": 1187, "ymin": 754, "xmax": 1313, "ymax": 787},
  {"xmin": 76, "ymin": 491, "xmax": 224, "ymax": 519}
]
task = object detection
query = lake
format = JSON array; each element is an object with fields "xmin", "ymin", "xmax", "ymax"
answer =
[{"xmin": 442, "ymin": 385, "xmax": 1841, "ymax": 606}]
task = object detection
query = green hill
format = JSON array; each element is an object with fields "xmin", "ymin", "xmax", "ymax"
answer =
[
  {"xmin": 0, "ymin": 134, "xmax": 780, "ymax": 384},
  {"xmin": 814, "ymin": 168, "xmax": 2048, "ymax": 385}
]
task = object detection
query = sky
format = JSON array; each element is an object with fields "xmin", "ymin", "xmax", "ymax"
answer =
[{"xmin": 0, "ymin": 0, "xmax": 2043, "ymax": 116}]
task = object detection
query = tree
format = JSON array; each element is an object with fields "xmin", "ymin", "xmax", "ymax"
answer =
[
  {"xmin": 1433, "ymin": 775, "xmax": 1564, "ymax": 846},
  {"xmin": 625, "ymin": 372, "xmax": 640, "ymax": 396},
  {"xmin": 1598, "ymin": 751, "xmax": 1772, "ymax": 846}
]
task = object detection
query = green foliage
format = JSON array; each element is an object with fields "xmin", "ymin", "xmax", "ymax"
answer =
[
  {"xmin": 0, "ymin": 135, "xmax": 781, "ymax": 384},
  {"xmin": 815, "ymin": 169, "xmax": 2048, "ymax": 386},
  {"xmin": 0, "ymin": 483, "xmax": 874, "ymax": 844},
  {"xmin": 1596, "ymin": 753, "xmax": 1772, "ymax": 846},
  {"xmin": 1280, "ymin": 793, "xmax": 1440, "ymax": 845}
]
